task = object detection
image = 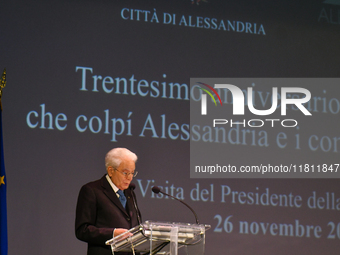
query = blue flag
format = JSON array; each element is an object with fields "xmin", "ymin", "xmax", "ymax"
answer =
[{"xmin": 0, "ymin": 109, "xmax": 7, "ymax": 255}]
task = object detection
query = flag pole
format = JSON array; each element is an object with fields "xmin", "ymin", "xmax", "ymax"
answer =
[{"xmin": 0, "ymin": 68, "xmax": 6, "ymax": 111}]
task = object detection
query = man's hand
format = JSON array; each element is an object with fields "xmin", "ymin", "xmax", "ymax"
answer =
[{"xmin": 114, "ymin": 228, "xmax": 133, "ymax": 239}]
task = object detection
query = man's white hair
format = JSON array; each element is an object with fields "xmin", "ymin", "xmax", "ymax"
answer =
[{"xmin": 105, "ymin": 148, "xmax": 138, "ymax": 169}]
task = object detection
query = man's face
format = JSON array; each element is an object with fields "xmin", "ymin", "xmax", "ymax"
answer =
[{"xmin": 108, "ymin": 158, "xmax": 135, "ymax": 190}]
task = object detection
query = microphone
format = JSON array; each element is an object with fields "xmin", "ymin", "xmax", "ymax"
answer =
[
  {"xmin": 129, "ymin": 183, "xmax": 142, "ymax": 225},
  {"xmin": 151, "ymin": 186, "xmax": 200, "ymax": 224}
]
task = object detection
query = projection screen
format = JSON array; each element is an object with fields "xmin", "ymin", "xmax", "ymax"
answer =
[{"xmin": 1, "ymin": 0, "xmax": 340, "ymax": 254}]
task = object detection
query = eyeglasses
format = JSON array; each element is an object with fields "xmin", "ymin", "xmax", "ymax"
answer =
[{"xmin": 114, "ymin": 168, "xmax": 138, "ymax": 178}]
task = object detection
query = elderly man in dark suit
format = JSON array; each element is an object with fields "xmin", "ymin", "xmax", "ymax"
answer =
[{"xmin": 75, "ymin": 148, "xmax": 141, "ymax": 255}]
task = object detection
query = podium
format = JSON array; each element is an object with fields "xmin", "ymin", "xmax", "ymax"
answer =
[{"xmin": 106, "ymin": 221, "xmax": 210, "ymax": 255}]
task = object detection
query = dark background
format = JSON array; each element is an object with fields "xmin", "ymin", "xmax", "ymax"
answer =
[{"xmin": 1, "ymin": 0, "xmax": 340, "ymax": 254}]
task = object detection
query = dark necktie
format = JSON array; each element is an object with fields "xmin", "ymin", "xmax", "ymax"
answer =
[{"xmin": 117, "ymin": 190, "xmax": 127, "ymax": 208}]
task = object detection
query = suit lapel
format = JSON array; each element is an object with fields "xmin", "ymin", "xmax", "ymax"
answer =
[
  {"xmin": 125, "ymin": 189, "xmax": 134, "ymax": 217},
  {"xmin": 125, "ymin": 189, "xmax": 139, "ymax": 225},
  {"xmin": 100, "ymin": 176, "xmax": 129, "ymax": 216}
]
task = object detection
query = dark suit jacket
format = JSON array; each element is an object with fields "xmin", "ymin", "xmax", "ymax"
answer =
[{"xmin": 75, "ymin": 175, "xmax": 141, "ymax": 255}]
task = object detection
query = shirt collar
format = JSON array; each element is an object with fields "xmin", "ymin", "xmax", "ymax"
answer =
[{"xmin": 106, "ymin": 174, "xmax": 119, "ymax": 194}]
